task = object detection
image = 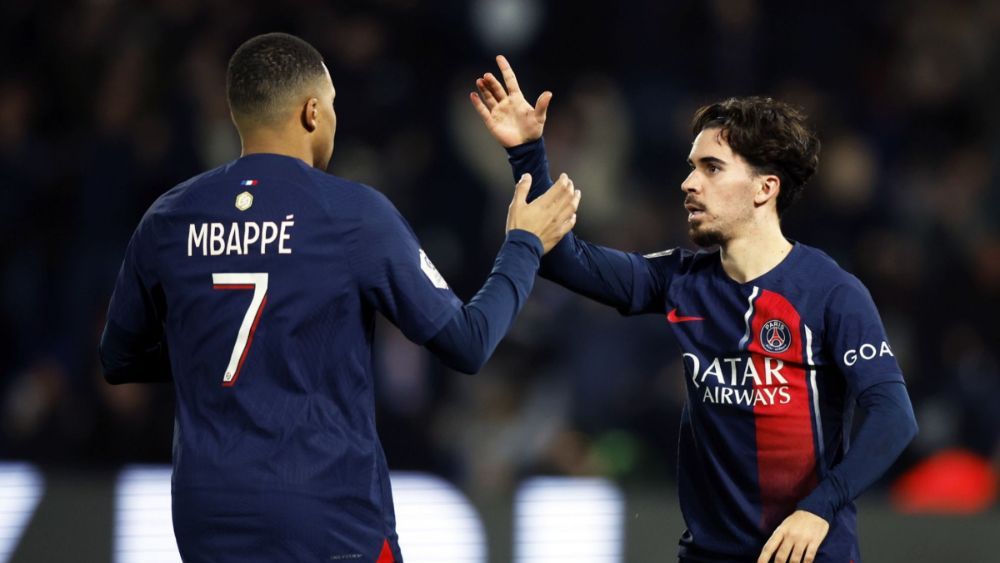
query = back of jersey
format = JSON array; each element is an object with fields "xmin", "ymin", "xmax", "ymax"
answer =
[
  {"xmin": 149, "ymin": 153, "xmax": 389, "ymax": 498},
  {"xmin": 107, "ymin": 153, "xmax": 462, "ymax": 559}
]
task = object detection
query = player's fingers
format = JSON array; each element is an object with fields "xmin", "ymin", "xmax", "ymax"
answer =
[
  {"xmin": 566, "ymin": 180, "xmax": 580, "ymax": 207},
  {"xmin": 512, "ymin": 173, "xmax": 531, "ymax": 204},
  {"xmin": 541, "ymin": 173, "xmax": 571, "ymax": 204},
  {"xmin": 476, "ymin": 79, "xmax": 498, "ymax": 110},
  {"xmin": 558, "ymin": 189, "xmax": 581, "ymax": 224},
  {"xmin": 552, "ymin": 183, "xmax": 578, "ymax": 223},
  {"xmin": 482, "ymin": 72, "xmax": 508, "ymax": 101},
  {"xmin": 757, "ymin": 533, "xmax": 782, "ymax": 563},
  {"xmin": 803, "ymin": 541, "xmax": 819, "ymax": 563},
  {"xmin": 496, "ymin": 55, "xmax": 521, "ymax": 94},
  {"xmin": 788, "ymin": 541, "xmax": 806, "ymax": 563},
  {"xmin": 535, "ymin": 91, "xmax": 553, "ymax": 123},
  {"xmin": 555, "ymin": 183, "xmax": 578, "ymax": 220},
  {"xmin": 559, "ymin": 213, "xmax": 577, "ymax": 234},
  {"xmin": 469, "ymin": 92, "xmax": 492, "ymax": 123},
  {"xmin": 773, "ymin": 538, "xmax": 793, "ymax": 563}
]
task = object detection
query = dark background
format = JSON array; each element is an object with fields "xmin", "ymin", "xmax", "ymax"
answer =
[{"xmin": 1, "ymin": 0, "xmax": 997, "ymax": 528}]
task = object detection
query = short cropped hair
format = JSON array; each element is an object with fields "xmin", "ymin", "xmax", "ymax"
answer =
[
  {"xmin": 226, "ymin": 32, "xmax": 326, "ymax": 126},
  {"xmin": 692, "ymin": 97, "xmax": 821, "ymax": 216}
]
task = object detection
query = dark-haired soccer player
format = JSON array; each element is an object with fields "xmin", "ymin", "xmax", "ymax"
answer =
[
  {"xmin": 98, "ymin": 34, "xmax": 579, "ymax": 563},
  {"xmin": 471, "ymin": 57, "xmax": 918, "ymax": 563}
]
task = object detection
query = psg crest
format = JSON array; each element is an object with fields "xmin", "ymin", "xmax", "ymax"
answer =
[{"xmin": 760, "ymin": 319, "xmax": 792, "ymax": 353}]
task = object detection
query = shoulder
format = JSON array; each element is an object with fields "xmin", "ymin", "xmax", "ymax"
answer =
[
  {"xmin": 130, "ymin": 166, "xmax": 227, "ymax": 243},
  {"xmin": 793, "ymin": 243, "xmax": 875, "ymax": 308},
  {"xmin": 143, "ymin": 163, "xmax": 233, "ymax": 221},
  {"xmin": 306, "ymin": 174, "xmax": 419, "ymax": 262},
  {"xmin": 302, "ymin": 170, "xmax": 399, "ymax": 218},
  {"xmin": 684, "ymin": 248, "xmax": 721, "ymax": 274},
  {"xmin": 642, "ymin": 246, "xmax": 718, "ymax": 276}
]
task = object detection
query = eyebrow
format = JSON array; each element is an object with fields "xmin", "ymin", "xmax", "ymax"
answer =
[{"xmin": 687, "ymin": 156, "xmax": 728, "ymax": 167}]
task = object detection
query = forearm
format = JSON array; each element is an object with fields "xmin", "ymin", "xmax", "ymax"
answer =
[
  {"xmin": 507, "ymin": 138, "xmax": 553, "ymax": 202},
  {"xmin": 537, "ymin": 232, "xmax": 646, "ymax": 311},
  {"xmin": 99, "ymin": 320, "xmax": 172, "ymax": 384},
  {"xmin": 425, "ymin": 229, "xmax": 542, "ymax": 374},
  {"xmin": 797, "ymin": 381, "xmax": 918, "ymax": 521},
  {"xmin": 507, "ymin": 138, "xmax": 641, "ymax": 311}
]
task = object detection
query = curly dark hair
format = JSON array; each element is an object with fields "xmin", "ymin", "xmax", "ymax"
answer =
[
  {"xmin": 691, "ymin": 97, "xmax": 821, "ymax": 216},
  {"xmin": 226, "ymin": 32, "xmax": 325, "ymax": 126}
]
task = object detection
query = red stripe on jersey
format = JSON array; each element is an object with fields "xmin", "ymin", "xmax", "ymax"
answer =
[
  {"xmin": 213, "ymin": 284, "xmax": 255, "ymax": 290},
  {"xmin": 376, "ymin": 538, "xmax": 395, "ymax": 563},
  {"xmin": 747, "ymin": 289, "xmax": 818, "ymax": 531},
  {"xmin": 223, "ymin": 294, "xmax": 267, "ymax": 388}
]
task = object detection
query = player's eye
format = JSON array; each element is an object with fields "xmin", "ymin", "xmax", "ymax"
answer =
[{"xmin": 707, "ymin": 165, "xmax": 721, "ymax": 174}]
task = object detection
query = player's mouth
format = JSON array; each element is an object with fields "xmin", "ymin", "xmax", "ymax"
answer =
[{"xmin": 685, "ymin": 201, "xmax": 707, "ymax": 222}]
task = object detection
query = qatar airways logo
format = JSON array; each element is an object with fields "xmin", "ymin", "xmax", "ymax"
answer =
[{"xmin": 683, "ymin": 353, "xmax": 792, "ymax": 406}]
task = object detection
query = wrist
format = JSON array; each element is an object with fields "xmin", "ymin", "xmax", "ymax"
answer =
[
  {"xmin": 505, "ymin": 229, "xmax": 544, "ymax": 258},
  {"xmin": 796, "ymin": 494, "xmax": 834, "ymax": 524},
  {"xmin": 505, "ymin": 137, "xmax": 545, "ymax": 156}
]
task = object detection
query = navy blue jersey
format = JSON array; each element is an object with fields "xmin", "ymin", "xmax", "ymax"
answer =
[
  {"xmin": 104, "ymin": 153, "xmax": 464, "ymax": 562},
  {"xmin": 507, "ymin": 138, "xmax": 914, "ymax": 563},
  {"xmin": 627, "ymin": 243, "xmax": 903, "ymax": 562}
]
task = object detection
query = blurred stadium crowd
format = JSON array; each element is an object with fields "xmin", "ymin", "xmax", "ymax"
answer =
[{"xmin": 1, "ymin": 0, "xmax": 997, "ymax": 505}]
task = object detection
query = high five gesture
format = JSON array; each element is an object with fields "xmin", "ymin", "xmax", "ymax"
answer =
[{"xmin": 470, "ymin": 55, "xmax": 552, "ymax": 148}]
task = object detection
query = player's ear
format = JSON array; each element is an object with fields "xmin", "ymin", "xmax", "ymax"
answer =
[
  {"xmin": 754, "ymin": 174, "xmax": 780, "ymax": 207},
  {"xmin": 301, "ymin": 98, "xmax": 319, "ymax": 133}
]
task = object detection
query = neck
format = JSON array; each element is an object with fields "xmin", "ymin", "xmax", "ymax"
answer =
[
  {"xmin": 718, "ymin": 217, "xmax": 792, "ymax": 283},
  {"xmin": 240, "ymin": 128, "xmax": 315, "ymax": 168}
]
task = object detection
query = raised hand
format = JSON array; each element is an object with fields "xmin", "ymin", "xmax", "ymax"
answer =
[
  {"xmin": 507, "ymin": 172, "xmax": 580, "ymax": 254},
  {"xmin": 470, "ymin": 55, "xmax": 553, "ymax": 148}
]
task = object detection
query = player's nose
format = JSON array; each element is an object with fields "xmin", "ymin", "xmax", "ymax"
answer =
[{"xmin": 681, "ymin": 170, "xmax": 699, "ymax": 193}]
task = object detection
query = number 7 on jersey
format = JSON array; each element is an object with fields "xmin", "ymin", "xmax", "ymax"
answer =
[{"xmin": 212, "ymin": 273, "xmax": 268, "ymax": 386}]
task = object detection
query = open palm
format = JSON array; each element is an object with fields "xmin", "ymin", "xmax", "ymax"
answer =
[{"xmin": 470, "ymin": 55, "xmax": 553, "ymax": 148}]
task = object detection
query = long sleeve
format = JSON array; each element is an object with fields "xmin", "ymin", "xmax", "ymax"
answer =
[
  {"xmin": 100, "ymin": 320, "xmax": 172, "ymax": 384},
  {"xmin": 796, "ymin": 381, "xmax": 919, "ymax": 522},
  {"xmin": 425, "ymin": 229, "xmax": 542, "ymax": 373},
  {"xmin": 505, "ymin": 138, "xmax": 676, "ymax": 315},
  {"xmin": 99, "ymin": 217, "xmax": 171, "ymax": 384}
]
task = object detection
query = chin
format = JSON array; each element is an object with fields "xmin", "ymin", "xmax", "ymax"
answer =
[{"xmin": 689, "ymin": 226, "xmax": 724, "ymax": 248}]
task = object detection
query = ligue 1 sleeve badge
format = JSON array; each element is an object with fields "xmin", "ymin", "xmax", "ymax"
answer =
[
  {"xmin": 418, "ymin": 248, "xmax": 449, "ymax": 289},
  {"xmin": 760, "ymin": 319, "xmax": 792, "ymax": 353}
]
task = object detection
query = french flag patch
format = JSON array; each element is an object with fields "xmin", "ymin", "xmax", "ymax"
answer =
[{"xmin": 241, "ymin": 179, "xmax": 258, "ymax": 186}]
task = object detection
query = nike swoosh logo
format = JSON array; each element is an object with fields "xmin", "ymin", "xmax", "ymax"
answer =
[{"xmin": 666, "ymin": 308, "xmax": 705, "ymax": 323}]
